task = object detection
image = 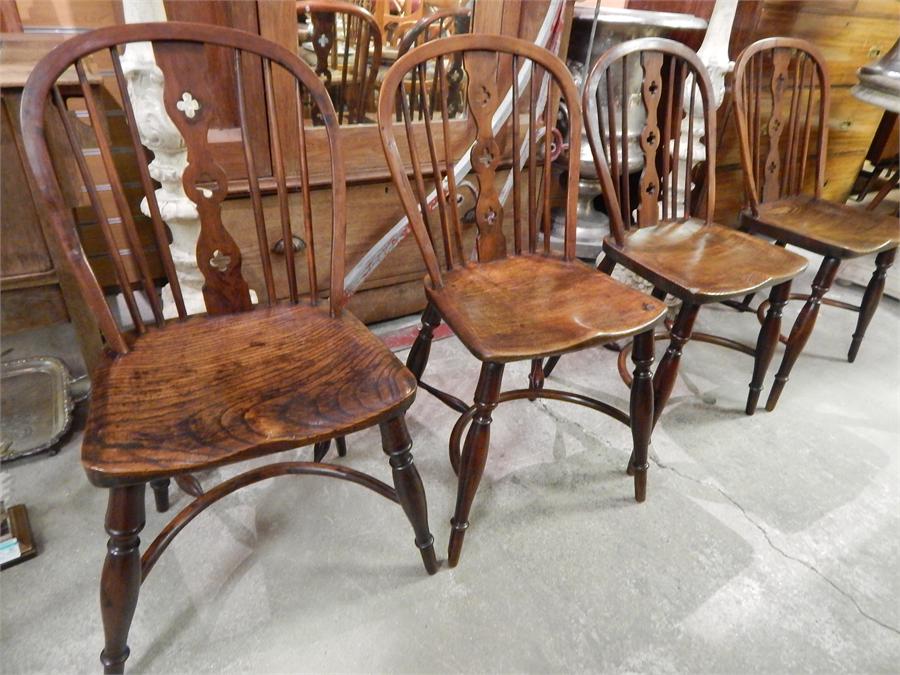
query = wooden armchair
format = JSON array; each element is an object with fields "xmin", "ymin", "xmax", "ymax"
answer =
[
  {"xmin": 378, "ymin": 34, "xmax": 668, "ymax": 567},
  {"xmin": 582, "ymin": 38, "xmax": 809, "ymax": 418},
  {"xmin": 21, "ymin": 22, "xmax": 436, "ymax": 674},
  {"xmin": 733, "ymin": 37, "xmax": 900, "ymax": 410}
]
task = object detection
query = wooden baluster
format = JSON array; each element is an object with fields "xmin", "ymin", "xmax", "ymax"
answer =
[
  {"xmin": 295, "ymin": 80, "xmax": 319, "ymax": 305},
  {"xmin": 235, "ymin": 50, "xmax": 276, "ymax": 305},
  {"xmin": 76, "ymin": 60, "xmax": 165, "ymax": 326},
  {"xmin": 109, "ymin": 48, "xmax": 186, "ymax": 319},
  {"xmin": 670, "ymin": 61, "xmax": 686, "ymax": 219},
  {"xmin": 52, "ymin": 86, "xmax": 144, "ymax": 333},
  {"xmin": 418, "ymin": 60, "xmax": 454, "ymax": 266},
  {"xmin": 511, "ymin": 54, "xmax": 522, "ymax": 255},
  {"xmin": 400, "ymin": 86, "xmax": 443, "ymax": 264},
  {"xmin": 684, "ymin": 74, "xmax": 696, "ymax": 218},
  {"xmin": 263, "ymin": 60, "xmax": 300, "ymax": 303},
  {"xmin": 437, "ymin": 57, "xmax": 465, "ymax": 263},
  {"xmin": 528, "ymin": 65, "xmax": 538, "ymax": 252},
  {"xmin": 782, "ymin": 50, "xmax": 803, "ymax": 197},
  {"xmin": 605, "ymin": 65, "xmax": 622, "ymax": 226},
  {"xmin": 542, "ymin": 75, "xmax": 553, "ymax": 254},
  {"xmin": 797, "ymin": 55, "xmax": 816, "ymax": 194}
]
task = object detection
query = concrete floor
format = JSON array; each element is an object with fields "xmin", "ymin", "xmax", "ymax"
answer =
[{"xmin": 2, "ymin": 250, "xmax": 899, "ymax": 673}]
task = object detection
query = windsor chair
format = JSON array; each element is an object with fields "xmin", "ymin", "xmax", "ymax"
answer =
[
  {"xmin": 21, "ymin": 22, "xmax": 437, "ymax": 674},
  {"xmin": 299, "ymin": 1, "xmax": 382, "ymax": 124},
  {"xmin": 733, "ymin": 37, "xmax": 900, "ymax": 410},
  {"xmin": 577, "ymin": 38, "xmax": 808, "ymax": 420},
  {"xmin": 378, "ymin": 34, "xmax": 668, "ymax": 567}
]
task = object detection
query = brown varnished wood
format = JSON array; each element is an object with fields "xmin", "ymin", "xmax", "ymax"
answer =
[
  {"xmin": 584, "ymin": 37, "xmax": 808, "ymax": 418},
  {"xmin": 733, "ymin": 37, "xmax": 900, "ymax": 402},
  {"xmin": 601, "ymin": 218, "xmax": 807, "ymax": 304},
  {"xmin": 380, "ymin": 34, "xmax": 668, "ymax": 566},
  {"xmin": 742, "ymin": 195, "xmax": 900, "ymax": 259},
  {"xmin": 83, "ymin": 303, "xmax": 416, "ymax": 487},
  {"xmin": 22, "ymin": 22, "xmax": 436, "ymax": 674},
  {"xmin": 425, "ymin": 254, "xmax": 665, "ymax": 363}
]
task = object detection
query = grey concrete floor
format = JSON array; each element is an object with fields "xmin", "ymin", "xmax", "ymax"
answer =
[{"xmin": 2, "ymin": 251, "xmax": 899, "ymax": 674}]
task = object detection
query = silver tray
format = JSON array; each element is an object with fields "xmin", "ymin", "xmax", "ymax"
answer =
[{"xmin": 0, "ymin": 357, "xmax": 89, "ymax": 462}]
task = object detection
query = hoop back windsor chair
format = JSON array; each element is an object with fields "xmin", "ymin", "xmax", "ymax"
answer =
[
  {"xmin": 21, "ymin": 22, "xmax": 437, "ymax": 673},
  {"xmin": 378, "ymin": 34, "xmax": 668, "ymax": 567},
  {"xmin": 732, "ymin": 37, "xmax": 900, "ymax": 410},
  {"xmin": 583, "ymin": 38, "xmax": 808, "ymax": 418}
]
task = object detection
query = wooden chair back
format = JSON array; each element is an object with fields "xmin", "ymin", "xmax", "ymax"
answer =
[
  {"xmin": 583, "ymin": 38, "xmax": 716, "ymax": 246},
  {"xmin": 301, "ymin": 1, "xmax": 382, "ymax": 124},
  {"xmin": 21, "ymin": 22, "xmax": 347, "ymax": 356},
  {"xmin": 396, "ymin": 7, "xmax": 471, "ymax": 58},
  {"xmin": 378, "ymin": 34, "xmax": 581, "ymax": 291},
  {"xmin": 732, "ymin": 37, "xmax": 830, "ymax": 213}
]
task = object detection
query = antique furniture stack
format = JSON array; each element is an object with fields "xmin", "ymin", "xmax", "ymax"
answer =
[{"xmin": 16, "ymin": 6, "xmax": 898, "ymax": 673}]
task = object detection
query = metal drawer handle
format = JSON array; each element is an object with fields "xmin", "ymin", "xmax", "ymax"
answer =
[{"xmin": 272, "ymin": 235, "xmax": 307, "ymax": 254}]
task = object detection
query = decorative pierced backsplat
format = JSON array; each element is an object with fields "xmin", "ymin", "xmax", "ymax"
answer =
[
  {"xmin": 732, "ymin": 39, "xmax": 828, "ymax": 210},
  {"xmin": 378, "ymin": 34, "xmax": 583, "ymax": 289},
  {"xmin": 154, "ymin": 41, "xmax": 253, "ymax": 316},
  {"xmin": 464, "ymin": 50, "xmax": 506, "ymax": 262},
  {"xmin": 21, "ymin": 23, "xmax": 348, "ymax": 355},
  {"xmin": 584, "ymin": 39, "xmax": 717, "ymax": 246}
]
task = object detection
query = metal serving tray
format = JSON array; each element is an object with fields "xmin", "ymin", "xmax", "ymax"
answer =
[{"xmin": 0, "ymin": 357, "xmax": 89, "ymax": 462}]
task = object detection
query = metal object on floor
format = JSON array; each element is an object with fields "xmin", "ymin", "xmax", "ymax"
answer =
[{"xmin": 0, "ymin": 357, "xmax": 89, "ymax": 462}]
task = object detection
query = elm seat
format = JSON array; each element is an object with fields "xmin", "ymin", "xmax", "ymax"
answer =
[
  {"xmin": 83, "ymin": 303, "xmax": 416, "ymax": 486},
  {"xmin": 741, "ymin": 195, "xmax": 900, "ymax": 259},
  {"xmin": 425, "ymin": 254, "xmax": 668, "ymax": 363},
  {"xmin": 603, "ymin": 219, "xmax": 809, "ymax": 303}
]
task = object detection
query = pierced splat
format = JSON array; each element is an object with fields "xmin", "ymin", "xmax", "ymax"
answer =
[
  {"xmin": 153, "ymin": 41, "xmax": 252, "ymax": 315},
  {"xmin": 464, "ymin": 50, "xmax": 506, "ymax": 262},
  {"xmin": 637, "ymin": 52, "xmax": 663, "ymax": 227},
  {"xmin": 310, "ymin": 11, "xmax": 336, "ymax": 86},
  {"xmin": 763, "ymin": 49, "xmax": 791, "ymax": 202}
]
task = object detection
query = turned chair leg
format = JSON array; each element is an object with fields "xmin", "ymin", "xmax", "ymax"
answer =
[
  {"xmin": 652, "ymin": 303, "xmax": 699, "ymax": 427},
  {"xmin": 767, "ymin": 257, "xmax": 840, "ymax": 411},
  {"xmin": 528, "ymin": 358, "xmax": 544, "ymax": 395},
  {"xmin": 380, "ymin": 415, "xmax": 438, "ymax": 574},
  {"xmin": 849, "ymin": 248, "xmax": 896, "ymax": 363},
  {"xmin": 313, "ymin": 440, "xmax": 330, "ymax": 463},
  {"xmin": 597, "ymin": 256, "xmax": 616, "ymax": 275},
  {"xmin": 406, "ymin": 303, "xmax": 442, "ymax": 381},
  {"xmin": 449, "ymin": 361, "xmax": 504, "ymax": 568},
  {"xmin": 149, "ymin": 478, "xmax": 170, "ymax": 513},
  {"xmin": 746, "ymin": 281, "xmax": 791, "ymax": 415},
  {"xmin": 100, "ymin": 484, "xmax": 145, "ymax": 674},
  {"xmin": 627, "ymin": 330, "xmax": 655, "ymax": 502}
]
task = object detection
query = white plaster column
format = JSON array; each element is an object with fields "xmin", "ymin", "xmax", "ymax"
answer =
[
  {"xmin": 672, "ymin": 0, "xmax": 738, "ymax": 217},
  {"xmin": 120, "ymin": 0, "xmax": 206, "ymax": 317}
]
